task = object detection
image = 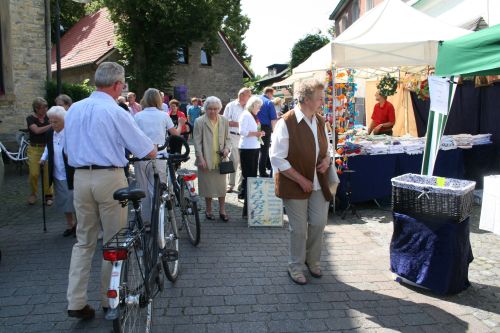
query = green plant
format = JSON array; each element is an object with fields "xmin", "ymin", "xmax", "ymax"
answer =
[
  {"xmin": 46, "ymin": 79, "xmax": 95, "ymax": 106},
  {"xmin": 377, "ymin": 75, "xmax": 398, "ymax": 97}
]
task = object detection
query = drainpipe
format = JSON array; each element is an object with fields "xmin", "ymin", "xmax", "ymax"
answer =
[{"xmin": 44, "ymin": 0, "xmax": 51, "ymax": 83}]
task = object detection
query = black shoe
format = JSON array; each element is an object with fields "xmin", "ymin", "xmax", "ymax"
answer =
[
  {"xmin": 260, "ymin": 173, "xmax": 270, "ymax": 178},
  {"xmin": 102, "ymin": 307, "xmax": 109, "ymax": 313},
  {"xmin": 63, "ymin": 227, "xmax": 76, "ymax": 237},
  {"xmin": 219, "ymin": 214, "xmax": 229, "ymax": 222},
  {"xmin": 238, "ymin": 193, "xmax": 244, "ymax": 200},
  {"xmin": 68, "ymin": 305, "xmax": 95, "ymax": 320}
]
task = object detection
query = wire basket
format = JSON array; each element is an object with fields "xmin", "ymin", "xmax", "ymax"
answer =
[{"xmin": 391, "ymin": 173, "xmax": 475, "ymax": 223}]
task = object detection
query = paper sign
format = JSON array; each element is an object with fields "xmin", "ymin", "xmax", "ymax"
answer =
[
  {"xmin": 428, "ymin": 76, "xmax": 450, "ymax": 115},
  {"xmin": 436, "ymin": 177, "xmax": 446, "ymax": 187},
  {"xmin": 247, "ymin": 177, "xmax": 283, "ymax": 227}
]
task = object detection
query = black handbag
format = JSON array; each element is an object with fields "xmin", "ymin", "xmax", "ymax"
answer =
[{"xmin": 219, "ymin": 158, "xmax": 235, "ymax": 174}]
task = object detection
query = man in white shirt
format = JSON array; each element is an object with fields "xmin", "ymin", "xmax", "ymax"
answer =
[
  {"xmin": 222, "ymin": 87, "xmax": 251, "ymax": 193},
  {"xmin": 64, "ymin": 62, "xmax": 156, "ymax": 320},
  {"xmin": 270, "ymin": 79, "xmax": 333, "ymax": 286}
]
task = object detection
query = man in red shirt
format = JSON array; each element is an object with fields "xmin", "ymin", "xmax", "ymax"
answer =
[{"xmin": 368, "ymin": 91, "xmax": 395, "ymax": 135}]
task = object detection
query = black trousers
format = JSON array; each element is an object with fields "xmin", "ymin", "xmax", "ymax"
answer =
[
  {"xmin": 240, "ymin": 148, "xmax": 260, "ymax": 216},
  {"xmin": 258, "ymin": 125, "xmax": 272, "ymax": 177}
]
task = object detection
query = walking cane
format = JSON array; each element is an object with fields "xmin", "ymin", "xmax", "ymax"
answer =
[{"xmin": 40, "ymin": 164, "xmax": 47, "ymax": 232}]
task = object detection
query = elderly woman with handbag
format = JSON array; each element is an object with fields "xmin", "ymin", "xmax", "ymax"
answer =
[{"xmin": 193, "ymin": 96, "xmax": 232, "ymax": 222}]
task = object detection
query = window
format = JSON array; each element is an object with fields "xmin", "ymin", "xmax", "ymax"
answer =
[
  {"xmin": 352, "ymin": 0, "xmax": 360, "ymax": 22},
  {"xmin": 177, "ymin": 47, "xmax": 189, "ymax": 64},
  {"xmin": 366, "ymin": 0, "xmax": 374, "ymax": 11},
  {"xmin": 200, "ymin": 48, "xmax": 212, "ymax": 66}
]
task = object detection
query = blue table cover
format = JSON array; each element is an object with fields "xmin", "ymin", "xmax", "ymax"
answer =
[
  {"xmin": 390, "ymin": 212, "xmax": 473, "ymax": 295},
  {"xmin": 337, "ymin": 148, "xmax": 466, "ymax": 204}
]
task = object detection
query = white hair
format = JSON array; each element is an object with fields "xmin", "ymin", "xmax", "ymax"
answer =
[
  {"xmin": 47, "ymin": 106, "xmax": 67, "ymax": 119},
  {"xmin": 244, "ymin": 95, "xmax": 263, "ymax": 113},
  {"xmin": 203, "ymin": 96, "xmax": 222, "ymax": 111},
  {"xmin": 95, "ymin": 62, "xmax": 125, "ymax": 87}
]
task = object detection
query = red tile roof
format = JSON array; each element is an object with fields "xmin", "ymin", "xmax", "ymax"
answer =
[{"xmin": 51, "ymin": 8, "xmax": 115, "ymax": 71}]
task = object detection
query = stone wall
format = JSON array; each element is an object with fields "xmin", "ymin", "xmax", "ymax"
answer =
[
  {"xmin": 170, "ymin": 38, "xmax": 245, "ymax": 106},
  {"xmin": 0, "ymin": 0, "xmax": 47, "ymax": 143}
]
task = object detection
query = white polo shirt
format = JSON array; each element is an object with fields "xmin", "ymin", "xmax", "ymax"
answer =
[{"xmin": 223, "ymin": 99, "xmax": 245, "ymax": 135}]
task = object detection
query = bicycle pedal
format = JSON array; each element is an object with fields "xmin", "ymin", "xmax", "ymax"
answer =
[{"xmin": 162, "ymin": 249, "xmax": 179, "ymax": 262}]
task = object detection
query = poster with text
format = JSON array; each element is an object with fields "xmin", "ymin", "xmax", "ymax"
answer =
[{"xmin": 247, "ymin": 177, "xmax": 283, "ymax": 227}]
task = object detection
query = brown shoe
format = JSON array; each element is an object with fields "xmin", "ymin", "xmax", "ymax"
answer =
[
  {"xmin": 28, "ymin": 194, "xmax": 37, "ymax": 205},
  {"xmin": 68, "ymin": 305, "xmax": 95, "ymax": 320}
]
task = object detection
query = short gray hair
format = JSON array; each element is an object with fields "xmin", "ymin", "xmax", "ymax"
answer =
[
  {"xmin": 203, "ymin": 96, "xmax": 222, "ymax": 111},
  {"xmin": 95, "ymin": 62, "xmax": 125, "ymax": 88},
  {"xmin": 297, "ymin": 79, "xmax": 324, "ymax": 103},
  {"xmin": 47, "ymin": 106, "xmax": 67, "ymax": 119},
  {"xmin": 244, "ymin": 95, "xmax": 263, "ymax": 113},
  {"xmin": 54, "ymin": 94, "xmax": 72, "ymax": 108},
  {"xmin": 238, "ymin": 87, "xmax": 252, "ymax": 97}
]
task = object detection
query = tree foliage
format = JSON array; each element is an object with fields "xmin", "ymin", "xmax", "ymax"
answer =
[
  {"xmin": 102, "ymin": 0, "xmax": 251, "ymax": 95},
  {"xmin": 50, "ymin": 0, "xmax": 86, "ymax": 43},
  {"xmin": 290, "ymin": 33, "xmax": 330, "ymax": 69},
  {"xmin": 221, "ymin": 0, "xmax": 251, "ymax": 63}
]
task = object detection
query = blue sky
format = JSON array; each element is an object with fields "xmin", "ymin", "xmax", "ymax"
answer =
[{"xmin": 241, "ymin": 0, "xmax": 339, "ymax": 76}]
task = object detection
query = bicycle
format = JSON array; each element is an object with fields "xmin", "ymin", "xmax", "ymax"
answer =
[
  {"xmin": 103, "ymin": 141, "xmax": 188, "ymax": 333},
  {"xmin": 167, "ymin": 136, "xmax": 201, "ymax": 246},
  {"xmin": 0, "ymin": 123, "xmax": 30, "ymax": 174}
]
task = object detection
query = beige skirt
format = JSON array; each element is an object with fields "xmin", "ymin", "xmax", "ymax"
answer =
[{"xmin": 197, "ymin": 168, "xmax": 226, "ymax": 198}]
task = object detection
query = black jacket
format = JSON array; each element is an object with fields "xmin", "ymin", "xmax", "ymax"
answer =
[{"xmin": 45, "ymin": 129, "xmax": 75, "ymax": 190}]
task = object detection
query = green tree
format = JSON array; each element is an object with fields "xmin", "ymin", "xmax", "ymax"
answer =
[
  {"xmin": 103, "ymin": 0, "xmax": 244, "ymax": 95},
  {"xmin": 221, "ymin": 0, "xmax": 251, "ymax": 63},
  {"xmin": 50, "ymin": 0, "xmax": 86, "ymax": 43},
  {"xmin": 290, "ymin": 33, "xmax": 330, "ymax": 69}
]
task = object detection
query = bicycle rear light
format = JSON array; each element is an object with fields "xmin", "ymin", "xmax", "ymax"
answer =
[
  {"xmin": 183, "ymin": 174, "xmax": 197, "ymax": 181},
  {"xmin": 107, "ymin": 290, "xmax": 118, "ymax": 298},
  {"xmin": 103, "ymin": 249, "xmax": 128, "ymax": 261}
]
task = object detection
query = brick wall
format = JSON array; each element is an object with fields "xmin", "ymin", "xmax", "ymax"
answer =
[{"xmin": 0, "ymin": 0, "xmax": 47, "ymax": 143}]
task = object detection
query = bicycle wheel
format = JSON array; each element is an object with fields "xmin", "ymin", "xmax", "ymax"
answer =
[
  {"xmin": 113, "ymin": 239, "xmax": 149, "ymax": 333},
  {"xmin": 162, "ymin": 198, "xmax": 180, "ymax": 282},
  {"xmin": 180, "ymin": 179, "xmax": 200, "ymax": 246}
]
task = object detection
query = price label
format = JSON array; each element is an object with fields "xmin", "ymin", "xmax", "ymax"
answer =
[{"xmin": 436, "ymin": 177, "xmax": 446, "ymax": 187}]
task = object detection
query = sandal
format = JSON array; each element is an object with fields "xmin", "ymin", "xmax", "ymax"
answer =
[
  {"xmin": 219, "ymin": 213, "xmax": 229, "ymax": 222},
  {"xmin": 205, "ymin": 212, "xmax": 215, "ymax": 220},
  {"xmin": 288, "ymin": 269, "xmax": 307, "ymax": 285}
]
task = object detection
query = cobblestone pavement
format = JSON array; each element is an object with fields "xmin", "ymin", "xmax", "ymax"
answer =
[{"xmin": 0, "ymin": 149, "xmax": 499, "ymax": 333}]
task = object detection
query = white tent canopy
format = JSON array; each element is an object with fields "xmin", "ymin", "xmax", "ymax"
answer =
[{"xmin": 332, "ymin": 0, "xmax": 472, "ymax": 68}]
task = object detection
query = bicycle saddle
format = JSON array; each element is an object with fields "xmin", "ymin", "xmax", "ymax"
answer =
[{"xmin": 113, "ymin": 188, "xmax": 145, "ymax": 202}]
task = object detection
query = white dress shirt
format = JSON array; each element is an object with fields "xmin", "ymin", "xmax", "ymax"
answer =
[
  {"xmin": 270, "ymin": 106, "xmax": 331, "ymax": 191},
  {"xmin": 238, "ymin": 111, "xmax": 260, "ymax": 149},
  {"xmin": 223, "ymin": 99, "xmax": 245, "ymax": 134},
  {"xmin": 64, "ymin": 91, "xmax": 153, "ymax": 167},
  {"xmin": 134, "ymin": 107, "xmax": 175, "ymax": 145},
  {"xmin": 41, "ymin": 130, "xmax": 66, "ymax": 180}
]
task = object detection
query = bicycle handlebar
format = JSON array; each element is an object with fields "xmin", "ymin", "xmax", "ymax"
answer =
[{"xmin": 128, "ymin": 135, "xmax": 190, "ymax": 163}]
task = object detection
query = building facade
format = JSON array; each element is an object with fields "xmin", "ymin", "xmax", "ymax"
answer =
[{"xmin": 0, "ymin": 0, "xmax": 48, "ymax": 142}]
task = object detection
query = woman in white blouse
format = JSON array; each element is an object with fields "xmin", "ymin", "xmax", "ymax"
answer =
[
  {"xmin": 238, "ymin": 95, "xmax": 265, "ymax": 218},
  {"xmin": 134, "ymin": 88, "xmax": 184, "ymax": 225},
  {"xmin": 40, "ymin": 106, "xmax": 76, "ymax": 237}
]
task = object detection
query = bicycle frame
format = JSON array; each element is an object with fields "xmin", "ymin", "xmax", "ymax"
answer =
[{"xmin": 0, "ymin": 132, "xmax": 29, "ymax": 162}]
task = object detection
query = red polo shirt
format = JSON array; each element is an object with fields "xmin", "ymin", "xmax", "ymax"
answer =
[{"xmin": 372, "ymin": 101, "xmax": 395, "ymax": 132}]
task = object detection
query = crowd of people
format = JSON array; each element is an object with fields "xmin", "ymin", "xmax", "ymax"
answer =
[{"xmin": 24, "ymin": 61, "xmax": 335, "ymax": 320}]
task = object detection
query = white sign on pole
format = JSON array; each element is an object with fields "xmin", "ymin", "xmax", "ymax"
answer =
[
  {"xmin": 428, "ymin": 76, "xmax": 450, "ymax": 115},
  {"xmin": 247, "ymin": 177, "xmax": 283, "ymax": 227}
]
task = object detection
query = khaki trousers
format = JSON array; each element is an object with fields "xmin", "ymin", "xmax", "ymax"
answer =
[
  {"xmin": 27, "ymin": 145, "xmax": 53, "ymax": 196},
  {"xmin": 67, "ymin": 168, "xmax": 128, "ymax": 310},
  {"xmin": 283, "ymin": 190, "xmax": 329, "ymax": 274},
  {"xmin": 227, "ymin": 133, "xmax": 242, "ymax": 190}
]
